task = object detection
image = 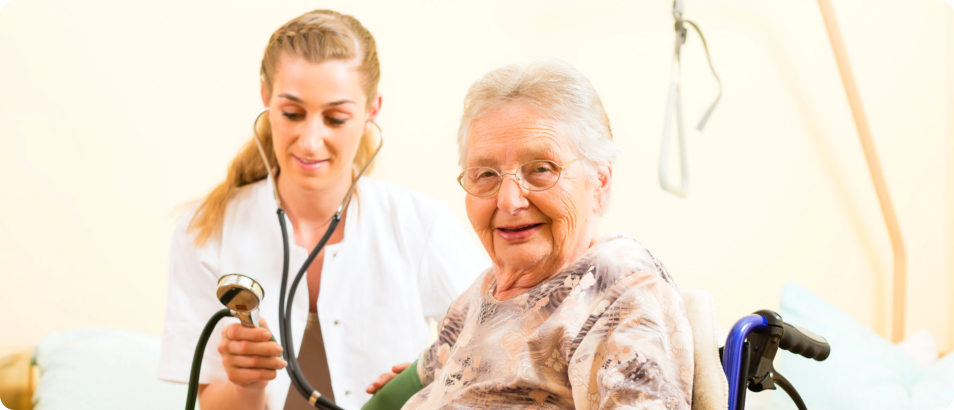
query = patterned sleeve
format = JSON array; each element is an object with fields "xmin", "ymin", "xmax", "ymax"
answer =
[
  {"xmin": 567, "ymin": 269, "xmax": 694, "ymax": 410},
  {"xmin": 416, "ymin": 278, "xmax": 480, "ymax": 386}
]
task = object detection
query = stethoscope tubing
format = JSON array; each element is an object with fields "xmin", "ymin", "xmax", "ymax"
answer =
[
  {"xmin": 252, "ymin": 108, "xmax": 383, "ymax": 409},
  {"xmin": 278, "ymin": 209, "xmax": 343, "ymax": 410}
]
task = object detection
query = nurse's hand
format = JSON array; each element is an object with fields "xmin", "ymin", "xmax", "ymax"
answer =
[
  {"xmin": 365, "ymin": 362, "xmax": 411, "ymax": 394},
  {"xmin": 217, "ymin": 318, "xmax": 287, "ymax": 390}
]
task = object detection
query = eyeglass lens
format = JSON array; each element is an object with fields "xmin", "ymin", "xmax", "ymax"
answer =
[{"xmin": 462, "ymin": 160, "xmax": 562, "ymax": 196}]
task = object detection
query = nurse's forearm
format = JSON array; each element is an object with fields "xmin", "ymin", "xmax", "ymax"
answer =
[{"xmin": 198, "ymin": 381, "xmax": 268, "ymax": 410}]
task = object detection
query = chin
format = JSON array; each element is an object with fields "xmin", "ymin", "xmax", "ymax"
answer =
[
  {"xmin": 289, "ymin": 173, "xmax": 330, "ymax": 191},
  {"xmin": 497, "ymin": 247, "xmax": 547, "ymax": 271}
]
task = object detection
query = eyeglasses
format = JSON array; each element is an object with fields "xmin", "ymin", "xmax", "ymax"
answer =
[{"xmin": 457, "ymin": 158, "xmax": 580, "ymax": 197}]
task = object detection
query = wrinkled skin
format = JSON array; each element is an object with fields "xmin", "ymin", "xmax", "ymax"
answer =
[
  {"xmin": 368, "ymin": 103, "xmax": 614, "ymax": 393},
  {"xmin": 463, "ymin": 103, "xmax": 612, "ymax": 300}
]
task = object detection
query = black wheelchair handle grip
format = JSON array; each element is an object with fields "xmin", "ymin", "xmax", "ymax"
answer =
[{"xmin": 779, "ymin": 322, "xmax": 830, "ymax": 361}]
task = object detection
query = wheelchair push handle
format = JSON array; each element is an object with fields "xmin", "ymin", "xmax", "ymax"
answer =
[{"xmin": 779, "ymin": 322, "xmax": 830, "ymax": 361}]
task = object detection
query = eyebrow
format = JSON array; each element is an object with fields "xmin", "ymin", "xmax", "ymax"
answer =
[
  {"xmin": 468, "ymin": 147, "xmax": 553, "ymax": 167},
  {"xmin": 277, "ymin": 93, "xmax": 355, "ymax": 107},
  {"xmin": 469, "ymin": 157, "xmax": 497, "ymax": 167}
]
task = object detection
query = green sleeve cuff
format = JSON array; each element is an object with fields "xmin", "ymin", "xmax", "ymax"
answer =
[{"xmin": 360, "ymin": 360, "xmax": 424, "ymax": 410}]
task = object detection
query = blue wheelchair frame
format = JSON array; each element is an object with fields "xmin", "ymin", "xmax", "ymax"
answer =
[{"xmin": 721, "ymin": 310, "xmax": 830, "ymax": 410}]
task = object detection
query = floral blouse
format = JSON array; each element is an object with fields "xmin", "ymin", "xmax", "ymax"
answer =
[{"xmin": 405, "ymin": 232, "xmax": 694, "ymax": 410}]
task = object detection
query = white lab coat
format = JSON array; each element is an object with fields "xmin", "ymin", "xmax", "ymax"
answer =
[{"xmin": 158, "ymin": 177, "xmax": 488, "ymax": 410}]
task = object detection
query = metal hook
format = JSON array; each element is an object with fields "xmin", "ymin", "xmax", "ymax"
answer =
[{"xmin": 659, "ymin": 0, "xmax": 722, "ymax": 198}]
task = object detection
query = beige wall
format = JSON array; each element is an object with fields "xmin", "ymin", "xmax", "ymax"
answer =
[{"xmin": 1, "ymin": 0, "xmax": 951, "ymax": 352}]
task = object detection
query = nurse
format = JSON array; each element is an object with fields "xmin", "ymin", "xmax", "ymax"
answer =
[{"xmin": 158, "ymin": 9, "xmax": 487, "ymax": 410}]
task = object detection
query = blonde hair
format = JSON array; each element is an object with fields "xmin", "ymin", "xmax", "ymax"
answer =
[
  {"xmin": 188, "ymin": 9, "xmax": 381, "ymax": 246},
  {"xmin": 457, "ymin": 58, "xmax": 619, "ymax": 184}
]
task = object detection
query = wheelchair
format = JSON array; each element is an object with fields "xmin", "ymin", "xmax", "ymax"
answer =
[
  {"xmin": 683, "ymin": 290, "xmax": 831, "ymax": 410},
  {"xmin": 721, "ymin": 309, "xmax": 829, "ymax": 410}
]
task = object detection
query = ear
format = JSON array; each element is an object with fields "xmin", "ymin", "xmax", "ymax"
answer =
[
  {"xmin": 593, "ymin": 164, "xmax": 612, "ymax": 213},
  {"xmin": 260, "ymin": 83, "xmax": 271, "ymax": 108},
  {"xmin": 365, "ymin": 92, "xmax": 383, "ymax": 132}
]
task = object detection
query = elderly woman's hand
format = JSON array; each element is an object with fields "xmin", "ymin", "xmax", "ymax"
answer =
[
  {"xmin": 365, "ymin": 362, "xmax": 411, "ymax": 394},
  {"xmin": 216, "ymin": 318, "xmax": 287, "ymax": 390}
]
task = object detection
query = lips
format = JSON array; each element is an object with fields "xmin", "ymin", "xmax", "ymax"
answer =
[
  {"xmin": 497, "ymin": 223, "xmax": 543, "ymax": 232},
  {"xmin": 293, "ymin": 155, "xmax": 328, "ymax": 171},
  {"xmin": 494, "ymin": 223, "xmax": 543, "ymax": 242}
]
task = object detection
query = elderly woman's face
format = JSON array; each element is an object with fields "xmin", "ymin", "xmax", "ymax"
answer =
[{"xmin": 464, "ymin": 104, "xmax": 601, "ymax": 274}]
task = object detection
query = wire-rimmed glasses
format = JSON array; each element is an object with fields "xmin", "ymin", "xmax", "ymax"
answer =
[{"xmin": 457, "ymin": 158, "xmax": 580, "ymax": 197}]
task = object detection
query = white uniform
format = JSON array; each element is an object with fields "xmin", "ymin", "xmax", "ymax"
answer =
[{"xmin": 158, "ymin": 177, "xmax": 488, "ymax": 410}]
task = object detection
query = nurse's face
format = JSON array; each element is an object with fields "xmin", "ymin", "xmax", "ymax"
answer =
[{"xmin": 262, "ymin": 54, "xmax": 381, "ymax": 192}]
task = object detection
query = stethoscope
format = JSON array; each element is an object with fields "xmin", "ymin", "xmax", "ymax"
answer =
[
  {"xmin": 257, "ymin": 107, "xmax": 384, "ymax": 410},
  {"xmin": 184, "ymin": 108, "xmax": 383, "ymax": 410}
]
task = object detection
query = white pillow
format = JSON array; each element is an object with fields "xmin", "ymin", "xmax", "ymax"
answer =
[
  {"xmin": 33, "ymin": 327, "xmax": 188, "ymax": 410},
  {"xmin": 768, "ymin": 283, "xmax": 954, "ymax": 410},
  {"xmin": 897, "ymin": 329, "xmax": 940, "ymax": 368}
]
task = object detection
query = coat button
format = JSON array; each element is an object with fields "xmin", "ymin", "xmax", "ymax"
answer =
[
  {"xmin": 345, "ymin": 390, "xmax": 351, "ymax": 396},
  {"xmin": 334, "ymin": 320, "xmax": 341, "ymax": 325}
]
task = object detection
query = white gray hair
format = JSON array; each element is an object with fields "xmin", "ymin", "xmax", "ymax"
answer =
[{"xmin": 457, "ymin": 58, "xmax": 620, "ymax": 185}]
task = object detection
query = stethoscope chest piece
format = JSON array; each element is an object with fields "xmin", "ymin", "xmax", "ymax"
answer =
[{"xmin": 216, "ymin": 273, "xmax": 265, "ymax": 327}]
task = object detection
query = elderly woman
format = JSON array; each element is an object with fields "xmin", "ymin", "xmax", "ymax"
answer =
[{"xmin": 368, "ymin": 59, "xmax": 694, "ymax": 410}]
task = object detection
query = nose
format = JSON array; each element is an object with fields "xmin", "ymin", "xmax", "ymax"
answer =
[
  {"xmin": 297, "ymin": 115, "xmax": 327, "ymax": 152},
  {"xmin": 496, "ymin": 174, "xmax": 529, "ymax": 215}
]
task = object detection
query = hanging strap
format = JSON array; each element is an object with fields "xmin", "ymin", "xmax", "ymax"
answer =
[
  {"xmin": 659, "ymin": 0, "xmax": 722, "ymax": 197},
  {"xmin": 684, "ymin": 19, "xmax": 722, "ymax": 131}
]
